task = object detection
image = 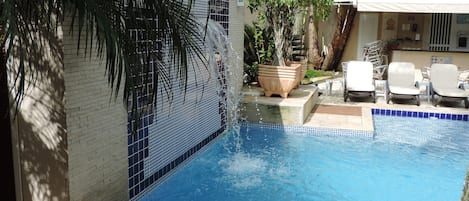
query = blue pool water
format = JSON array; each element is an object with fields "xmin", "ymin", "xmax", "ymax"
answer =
[{"xmin": 140, "ymin": 115, "xmax": 469, "ymax": 201}]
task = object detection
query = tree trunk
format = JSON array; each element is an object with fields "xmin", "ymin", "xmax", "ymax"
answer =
[
  {"xmin": 273, "ymin": 24, "xmax": 286, "ymax": 66},
  {"xmin": 322, "ymin": 5, "xmax": 356, "ymax": 71},
  {"xmin": 306, "ymin": 5, "xmax": 322, "ymax": 69},
  {"xmin": 266, "ymin": 4, "xmax": 293, "ymax": 67}
]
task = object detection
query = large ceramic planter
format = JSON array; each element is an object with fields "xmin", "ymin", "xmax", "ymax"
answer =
[
  {"xmin": 258, "ymin": 63, "xmax": 302, "ymax": 98},
  {"xmin": 286, "ymin": 60, "xmax": 307, "ymax": 87}
]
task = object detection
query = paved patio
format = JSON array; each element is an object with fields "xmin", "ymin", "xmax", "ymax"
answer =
[
  {"xmin": 308, "ymin": 77, "xmax": 469, "ymax": 132},
  {"xmin": 241, "ymin": 76, "xmax": 469, "ymax": 133}
]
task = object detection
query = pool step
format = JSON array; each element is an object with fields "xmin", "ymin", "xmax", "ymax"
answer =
[{"xmin": 304, "ymin": 104, "xmax": 375, "ymax": 133}]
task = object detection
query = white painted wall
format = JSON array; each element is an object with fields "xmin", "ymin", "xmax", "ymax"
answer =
[
  {"xmin": 357, "ymin": 13, "xmax": 379, "ymax": 60},
  {"xmin": 450, "ymin": 14, "xmax": 469, "ymax": 52}
]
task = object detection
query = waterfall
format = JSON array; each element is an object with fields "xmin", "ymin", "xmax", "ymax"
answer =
[
  {"xmin": 203, "ymin": 19, "xmax": 243, "ymax": 151},
  {"xmin": 203, "ymin": 21, "xmax": 270, "ymax": 186}
]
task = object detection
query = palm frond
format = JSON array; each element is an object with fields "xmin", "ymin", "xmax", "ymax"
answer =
[{"xmin": 2, "ymin": 0, "xmax": 208, "ymax": 133}]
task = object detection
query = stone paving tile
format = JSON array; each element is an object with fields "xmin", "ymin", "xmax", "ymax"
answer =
[{"xmin": 304, "ymin": 78, "xmax": 469, "ymax": 132}]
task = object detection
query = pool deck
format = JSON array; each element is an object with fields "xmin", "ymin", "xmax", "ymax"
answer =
[{"xmin": 241, "ymin": 78, "xmax": 469, "ymax": 134}]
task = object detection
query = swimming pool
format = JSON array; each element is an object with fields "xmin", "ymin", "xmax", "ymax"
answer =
[{"xmin": 140, "ymin": 115, "xmax": 469, "ymax": 201}]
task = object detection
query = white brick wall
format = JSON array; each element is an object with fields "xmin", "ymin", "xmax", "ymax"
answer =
[{"xmin": 63, "ymin": 17, "xmax": 128, "ymax": 201}]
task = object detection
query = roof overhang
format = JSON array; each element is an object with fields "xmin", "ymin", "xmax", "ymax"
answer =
[{"xmin": 334, "ymin": 0, "xmax": 469, "ymax": 13}]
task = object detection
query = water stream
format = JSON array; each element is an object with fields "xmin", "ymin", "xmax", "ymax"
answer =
[
  {"xmin": 203, "ymin": 19, "xmax": 243, "ymax": 150},
  {"xmin": 203, "ymin": 20, "xmax": 267, "ymax": 175}
]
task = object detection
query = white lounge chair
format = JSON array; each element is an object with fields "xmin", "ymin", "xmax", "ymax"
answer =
[
  {"xmin": 430, "ymin": 64, "xmax": 469, "ymax": 108},
  {"xmin": 344, "ymin": 61, "xmax": 376, "ymax": 103},
  {"xmin": 387, "ymin": 62, "xmax": 420, "ymax": 106}
]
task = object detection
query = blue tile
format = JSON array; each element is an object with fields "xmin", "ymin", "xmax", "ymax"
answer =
[
  {"xmin": 413, "ymin": 112, "xmax": 418, "ymax": 117},
  {"xmin": 144, "ymin": 117, "xmax": 148, "ymax": 127},
  {"xmin": 451, "ymin": 115, "xmax": 457, "ymax": 120},
  {"xmin": 386, "ymin": 110, "xmax": 391, "ymax": 116},
  {"xmin": 150, "ymin": 175, "xmax": 154, "ymax": 184},
  {"xmin": 139, "ymin": 183, "xmax": 144, "ymax": 192},
  {"xmin": 418, "ymin": 112, "xmax": 423, "ymax": 118},
  {"xmin": 424, "ymin": 113, "xmax": 429, "ymax": 118},
  {"xmin": 397, "ymin": 110, "xmax": 402, "ymax": 116},
  {"xmin": 140, "ymin": 172, "xmax": 144, "ymax": 181},
  {"xmin": 129, "ymin": 178, "xmax": 134, "ymax": 188},
  {"xmin": 129, "ymin": 167, "xmax": 134, "ymax": 177},
  {"xmin": 380, "ymin": 109, "xmax": 386, "ymax": 115},
  {"xmin": 128, "ymin": 135, "xmax": 133, "ymax": 144},
  {"xmin": 128, "ymin": 146, "xmax": 133, "ymax": 155},
  {"xmin": 402, "ymin": 111, "xmax": 407, "ymax": 117},
  {"xmin": 463, "ymin": 115, "xmax": 468, "ymax": 121},
  {"xmin": 435, "ymin": 113, "xmax": 440, "ymax": 118},
  {"xmin": 446, "ymin": 114, "xmax": 451, "ymax": 119},
  {"xmin": 129, "ymin": 189, "xmax": 134, "ymax": 198},
  {"xmin": 129, "ymin": 157, "xmax": 133, "ymax": 166},
  {"xmin": 458, "ymin": 114, "xmax": 463, "ymax": 120},
  {"xmin": 139, "ymin": 130, "xmax": 144, "ymax": 139},
  {"xmin": 135, "ymin": 185, "xmax": 140, "ymax": 194},
  {"xmin": 134, "ymin": 174, "xmax": 140, "ymax": 183},
  {"xmin": 391, "ymin": 110, "xmax": 396, "ymax": 116},
  {"xmin": 429, "ymin": 113, "xmax": 434, "ymax": 117},
  {"xmin": 144, "ymin": 178, "xmax": 149, "ymax": 188},
  {"xmin": 134, "ymin": 165, "xmax": 139, "ymax": 174}
]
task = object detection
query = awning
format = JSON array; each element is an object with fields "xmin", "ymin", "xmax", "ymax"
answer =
[{"xmin": 334, "ymin": 0, "xmax": 469, "ymax": 13}]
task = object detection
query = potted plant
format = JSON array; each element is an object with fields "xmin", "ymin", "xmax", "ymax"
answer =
[{"xmin": 248, "ymin": 0, "xmax": 303, "ymax": 98}]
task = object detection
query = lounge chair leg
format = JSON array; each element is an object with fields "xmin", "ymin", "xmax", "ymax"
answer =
[
  {"xmin": 372, "ymin": 92, "xmax": 376, "ymax": 103},
  {"xmin": 465, "ymin": 99, "xmax": 469, "ymax": 108},
  {"xmin": 416, "ymin": 95, "xmax": 420, "ymax": 106},
  {"xmin": 344, "ymin": 91, "xmax": 348, "ymax": 102}
]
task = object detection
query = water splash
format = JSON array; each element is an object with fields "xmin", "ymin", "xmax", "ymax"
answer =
[{"xmin": 218, "ymin": 152, "xmax": 267, "ymax": 189}]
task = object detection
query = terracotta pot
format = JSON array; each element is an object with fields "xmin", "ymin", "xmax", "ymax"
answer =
[
  {"xmin": 286, "ymin": 60, "xmax": 307, "ymax": 87},
  {"xmin": 258, "ymin": 63, "xmax": 302, "ymax": 98}
]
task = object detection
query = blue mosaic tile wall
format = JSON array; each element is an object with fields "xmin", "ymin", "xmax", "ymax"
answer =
[
  {"xmin": 371, "ymin": 108, "xmax": 469, "ymax": 121},
  {"xmin": 127, "ymin": 26, "xmax": 157, "ymax": 199},
  {"xmin": 127, "ymin": 1, "xmax": 230, "ymax": 200}
]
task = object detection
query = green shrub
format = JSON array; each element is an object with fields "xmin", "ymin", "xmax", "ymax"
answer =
[{"xmin": 243, "ymin": 23, "xmax": 275, "ymax": 83}]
